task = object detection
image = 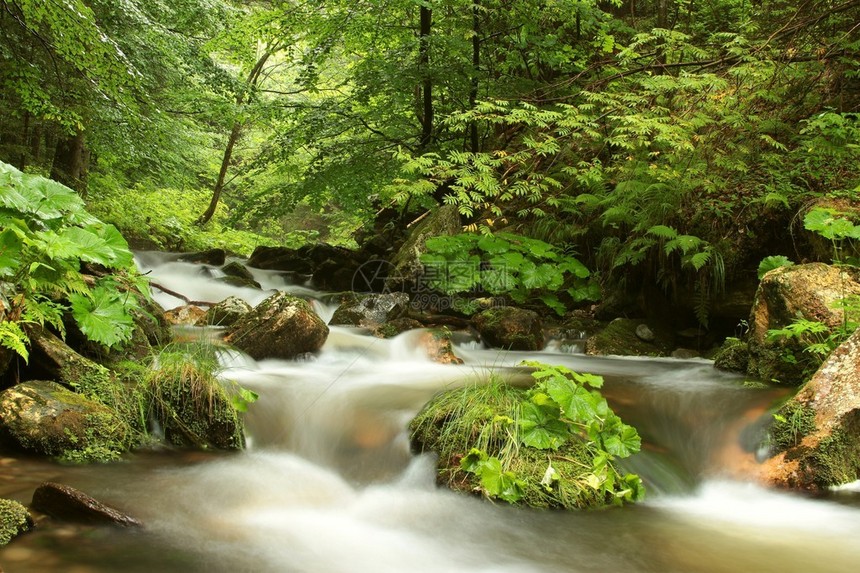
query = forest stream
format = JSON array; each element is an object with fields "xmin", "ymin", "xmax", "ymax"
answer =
[{"xmin": 2, "ymin": 253, "xmax": 860, "ymax": 573}]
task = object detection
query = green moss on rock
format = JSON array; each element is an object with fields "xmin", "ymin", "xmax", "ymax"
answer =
[
  {"xmin": 713, "ymin": 338, "xmax": 750, "ymax": 373},
  {"xmin": 0, "ymin": 498, "xmax": 34, "ymax": 546},
  {"xmin": 768, "ymin": 401, "xmax": 817, "ymax": 452},
  {"xmin": 584, "ymin": 318, "xmax": 673, "ymax": 357}
]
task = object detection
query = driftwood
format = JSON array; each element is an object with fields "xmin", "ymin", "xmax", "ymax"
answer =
[{"xmin": 150, "ymin": 282, "xmax": 214, "ymax": 307}]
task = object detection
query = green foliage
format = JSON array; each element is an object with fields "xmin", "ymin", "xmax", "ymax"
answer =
[
  {"xmin": 420, "ymin": 232, "xmax": 597, "ymax": 315},
  {"xmin": 0, "ymin": 161, "xmax": 144, "ymax": 352},
  {"xmin": 758, "ymin": 256, "xmax": 795, "ymax": 279},
  {"xmin": 410, "ymin": 364, "xmax": 644, "ymax": 508},
  {"xmin": 0, "ymin": 320, "xmax": 28, "ymax": 363},
  {"xmin": 804, "ymin": 207, "xmax": 860, "ymax": 264}
]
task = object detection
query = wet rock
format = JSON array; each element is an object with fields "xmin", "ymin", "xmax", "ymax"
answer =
[
  {"xmin": 330, "ymin": 292, "xmax": 410, "ymax": 328},
  {"xmin": 225, "ymin": 291, "xmax": 329, "ymax": 360},
  {"xmin": 635, "ymin": 324, "xmax": 655, "ymax": 342},
  {"xmin": 31, "ymin": 482, "xmax": 141, "ymax": 527},
  {"xmin": 0, "ymin": 380, "xmax": 130, "ymax": 460},
  {"xmin": 472, "ymin": 307, "xmax": 544, "ymax": 351},
  {"xmin": 746, "ymin": 263, "xmax": 860, "ymax": 385},
  {"xmin": 756, "ymin": 328, "xmax": 860, "ymax": 491},
  {"xmin": 585, "ymin": 318, "xmax": 673, "ymax": 357},
  {"xmin": 177, "ymin": 248, "xmax": 226, "ymax": 266},
  {"xmin": 164, "ymin": 304, "xmax": 207, "ymax": 326},
  {"xmin": 671, "ymin": 348, "xmax": 700, "ymax": 359},
  {"xmin": 203, "ymin": 296, "xmax": 253, "ymax": 327},
  {"xmin": 713, "ymin": 338, "xmax": 750, "ymax": 373},
  {"xmin": 418, "ymin": 329, "xmax": 464, "ymax": 365},
  {"xmin": 23, "ymin": 327, "xmax": 114, "ymax": 393},
  {"xmin": 386, "ymin": 205, "xmax": 461, "ymax": 292},
  {"xmin": 221, "ymin": 261, "xmax": 256, "ymax": 283},
  {"xmin": 247, "ymin": 246, "xmax": 313, "ymax": 274},
  {"xmin": 372, "ymin": 317, "xmax": 424, "ymax": 338},
  {"xmin": 0, "ymin": 498, "xmax": 34, "ymax": 546}
]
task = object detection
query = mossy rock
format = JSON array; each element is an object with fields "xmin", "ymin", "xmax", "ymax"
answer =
[
  {"xmin": 386, "ymin": 204, "xmax": 461, "ymax": 291},
  {"xmin": 0, "ymin": 380, "xmax": 133, "ymax": 462},
  {"xmin": 410, "ymin": 380, "xmax": 637, "ymax": 510},
  {"xmin": 0, "ymin": 498, "xmax": 34, "ymax": 546},
  {"xmin": 713, "ymin": 338, "xmax": 750, "ymax": 373},
  {"xmin": 472, "ymin": 307, "xmax": 544, "ymax": 351},
  {"xmin": 203, "ymin": 296, "xmax": 253, "ymax": 327},
  {"xmin": 147, "ymin": 348, "xmax": 245, "ymax": 450},
  {"xmin": 226, "ymin": 291, "xmax": 329, "ymax": 360},
  {"xmin": 584, "ymin": 318, "xmax": 673, "ymax": 357},
  {"xmin": 330, "ymin": 292, "xmax": 411, "ymax": 327}
]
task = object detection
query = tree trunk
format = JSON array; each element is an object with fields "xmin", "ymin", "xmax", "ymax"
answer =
[
  {"xmin": 469, "ymin": 0, "xmax": 481, "ymax": 153},
  {"xmin": 50, "ymin": 131, "xmax": 86, "ymax": 191},
  {"xmin": 419, "ymin": 6, "xmax": 434, "ymax": 149},
  {"xmin": 196, "ymin": 49, "xmax": 274, "ymax": 225}
]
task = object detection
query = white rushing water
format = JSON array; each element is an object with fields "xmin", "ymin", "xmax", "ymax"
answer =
[{"xmin": 1, "ymin": 252, "xmax": 859, "ymax": 573}]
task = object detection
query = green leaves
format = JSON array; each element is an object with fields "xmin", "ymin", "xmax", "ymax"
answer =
[
  {"xmin": 460, "ymin": 449, "xmax": 525, "ymax": 503},
  {"xmin": 421, "ymin": 231, "xmax": 596, "ymax": 315},
  {"xmin": 0, "ymin": 161, "xmax": 145, "ymax": 354},
  {"xmin": 758, "ymin": 255, "xmax": 794, "ymax": 279}
]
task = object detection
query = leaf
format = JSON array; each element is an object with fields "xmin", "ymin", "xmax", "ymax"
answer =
[
  {"xmin": 69, "ymin": 287, "xmax": 135, "ymax": 348},
  {"xmin": 0, "ymin": 321, "xmax": 30, "ymax": 363},
  {"xmin": 477, "ymin": 234, "xmax": 510, "ymax": 255},
  {"xmin": 758, "ymin": 255, "xmax": 794, "ymax": 279},
  {"xmin": 646, "ymin": 225, "xmax": 678, "ymax": 239},
  {"xmin": 604, "ymin": 424, "xmax": 642, "ymax": 458},
  {"xmin": 0, "ymin": 229, "xmax": 23, "ymax": 277},
  {"xmin": 519, "ymin": 401, "xmax": 569, "ymax": 450}
]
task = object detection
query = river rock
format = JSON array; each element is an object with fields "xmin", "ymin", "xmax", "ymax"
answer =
[
  {"xmin": 472, "ymin": 307, "xmax": 544, "ymax": 351},
  {"xmin": 635, "ymin": 323, "xmax": 655, "ymax": 342},
  {"xmin": 756, "ymin": 327, "xmax": 860, "ymax": 491},
  {"xmin": 225, "ymin": 291, "xmax": 329, "ymax": 360},
  {"xmin": 386, "ymin": 205, "xmax": 461, "ymax": 292},
  {"xmin": 31, "ymin": 482, "xmax": 141, "ymax": 527},
  {"xmin": 0, "ymin": 380, "xmax": 129, "ymax": 459},
  {"xmin": 0, "ymin": 498, "xmax": 34, "ymax": 546},
  {"xmin": 746, "ymin": 263, "xmax": 860, "ymax": 385},
  {"xmin": 418, "ymin": 329, "xmax": 464, "ymax": 365},
  {"xmin": 164, "ymin": 304, "xmax": 207, "ymax": 326},
  {"xmin": 247, "ymin": 245, "xmax": 314, "ymax": 274},
  {"xmin": 372, "ymin": 317, "xmax": 424, "ymax": 338},
  {"xmin": 585, "ymin": 318, "xmax": 673, "ymax": 357},
  {"xmin": 203, "ymin": 296, "xmax": 253, "ymax": 327},
  {"xmin": 23, "ymin": 327, "xmax": 114, "ymax": 393},
  {"xmin": 330, "ymin": 292, "xmax": 410, "ymax": 328},
  {"xmin": 177, "ymin": 248, "xmax": 226, "ymax": 266},
  {"xmin": 713, "ymin": 338, "xmax": 750, "ymax": 373}
]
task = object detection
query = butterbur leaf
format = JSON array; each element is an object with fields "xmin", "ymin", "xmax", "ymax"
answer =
[
  {"xmin": 572, "ymin": 371, "xmax": 604, "ymax": 388},
  {"xmin": 758, "ymin": 255, "xmax": 794, "ymax": 279},
  {"xmin": 59, "ymin": 227, "xmax": 113, "ymax": 266},
  {"xmin": 460, "ymin": 448, "xmax": 488, "ymax": 473},
  {"xmin": 603, "ymin": 424, "xmax": 641, "ymax": 458},
  {"xmin": 94, "ymin": 224, "xmax": 134, "ymax": 268},
  {"xmin": 70, "ymin": 287, "xmax": 135, "ymax": 348},
  {"xmin": 519, "ymin": 401, "xmax": 569, "ymax": 450},
  {"xmin": 0, "ymin": 229, "xmax": 23, "ymax": 277}
]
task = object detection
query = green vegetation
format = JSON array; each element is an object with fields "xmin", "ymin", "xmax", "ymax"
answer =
[
  {"xmin": 410, "ymin": 363, "xmax": 643, "ymax": 509},
  {"xmin": 0, "ymin": 498, "xmax": 33, "ymax": 546}
]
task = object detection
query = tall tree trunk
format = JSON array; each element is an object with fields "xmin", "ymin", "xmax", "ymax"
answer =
[
  {"xmin": 418, "ymin": 6, "xmax": 434, "ymax": 149},
  {"xmin": 196, "ymin": 49, "xmax": 274, "ymax": 225},
  {"xmin": 469, "ymin": 0, "xmax": 480, "ymax": 153},
  {"xmin": 50, "ymin": 130, "xmax": 86, "ymax": 191}
]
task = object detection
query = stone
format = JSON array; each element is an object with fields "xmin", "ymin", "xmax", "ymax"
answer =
[
  {"xmin": 177, "ymin": 248, "xmax": 226, "ymax": 266},
  {"xmin": 472, "ymin": 307, "xmax": 544, "ymax": 351},
  {"xmin": 671, "ymin": 348, "xmax": 700, "ymax": 359},
  {"xmin": 418, "ymin": 329, "xmax": 464, "ymax": 365},
  {"xmin": 746, "ymin": 263, "xmax": 860, "ymax": 385},
  {"xmin": 221, "ymin": 261, "xmax": 257, "ymax": 283},
  {"xmin": 372, "ymin": 318, "xmax": 424, "ymax": 338},
  {"xmin": 386, "ymin": 205, "xmax": 461, "ymax": 292},
  {"xmin": 225, "ymin": 291, "xmax": 329, "ymax": 360},
  {"xmin": 0, "ymin": 380, "xmax": 130, "ymax": 460},
  {"xmin": 756, "ymin": 328, "xmax": 860, "ymax": 491},
  {"xmin": 585, "ymin": 318, "xmax": 673, "ymax": 357},
  {"xmin": 0, "ymin": 498, "xmax": 34, "ymax": 546},
  {"xmin": 635, "ymin": 323, "xmax": 655, "ymax": 342},
  {"xmin": 247, "ymin": 245, "xmax": 314, "ymax": 274},
  {"xmin": 164, "ymin": 304, "xmax": 207, "ymax": 326},
  {"xmin": 713, "ymin": 338, "xmax": 750, "ymax": 373},
  {"xmin": 203, "ymin": 296, "xmax": 253, "ymax": 327},
  {"xmin": 330, "ymin": 292, "xmax": 411, "ymax": 328},
  {"xmin": 31, "ymin": 482, "xmax": 141, "ymax": 527}
]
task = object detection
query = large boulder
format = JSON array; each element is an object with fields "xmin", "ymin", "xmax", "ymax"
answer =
[
  {"xmin": 177, "ymin": 248, "xmax": 226, "ymax": 266},
  {"xmin": 746, "ymin": 263, "xmax": 860, "ymax": 385},
  {"xmin": 203, "ymin": 296, "xmax": 253, "ymax": 327},
  {"xmin": 0, "ymin": 498, "xmax": 34, "ymax": 546},
  {"xmin": 247, "ymin": 246, "xmax": 313, "ymax": 274},
  {"xmin": 0, "ymin": 380, "xmax": 130, "ymax": 461},
  {"xmin": 329, "ymin": 292, "xmax": 410, "ymax": 328},
  {"xmin": 756, "ymin": 327, "xmax": 860, "ymax": 491},
  {"xmin": 164, "ymin": 304, "xmax": 207, "ymax": 326},
  {"xmin": 225, "ymin": 291, "xmax": 329, "ymax": 360},
  {"xmin": 472, "ymin": 307, "xmax": 545, "ymax": 351},
  {"xmin": 386, "ymin": 205, "xmax": 461, "ymax": 291},
  {"xmin": 31, "ymin": 482, "xmax": 141, "ymax": 527}
]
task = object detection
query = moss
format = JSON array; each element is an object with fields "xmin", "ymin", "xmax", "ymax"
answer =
[
  {"xmin": 410, "ymin": 379, "xmax": 629, "ymax": 510},
  {"xmin": 768, "ymin": 401, "xmax": 817, "ymax": 453},
  {"xmin": 0, "ymin": 498, "xmax": 34, "ymax": 546},
  {"xmin": 713, "ymin": 338, "xmax": 750, "ymax": 373},
  {"xmin": 147, "ymin": 345, "xmax": 245, "ymax": 450},
  {"xmin": 585, "ymin": 318, "xmax": 672, "ymax": 357},
  {"xmin": 807, "ymin": 428, "xmax": 860, "ymax": 488}
]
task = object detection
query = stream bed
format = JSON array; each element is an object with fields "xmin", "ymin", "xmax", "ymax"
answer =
[{"xmin": 2, "ymin": 254, "xmax": 859, "ymax": 573}]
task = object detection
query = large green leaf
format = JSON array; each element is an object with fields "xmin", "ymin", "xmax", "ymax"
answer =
[
  {"xmin": 69, "ymin": 287, "xmax": 135, "ymax": 348},
  {"xmin": 603, "ymin": 424, "xmax": 642, "ymax": 458},
  {"xmin": 519, "ymin": 401, "xmax": 569, "ymax": 450},
  {"xmin": 0, "ymin": 229, "xmax": 23, "ymax": 277}
]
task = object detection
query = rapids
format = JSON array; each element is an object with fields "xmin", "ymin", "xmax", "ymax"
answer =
[{"xmin": 1, "ymin": 252, "xmax": 859, "ymax": 573}]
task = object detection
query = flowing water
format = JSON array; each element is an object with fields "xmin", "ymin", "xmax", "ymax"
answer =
[{"xmin": 2, "ymin": 253, "xmax": 860, "ymax": 573}]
